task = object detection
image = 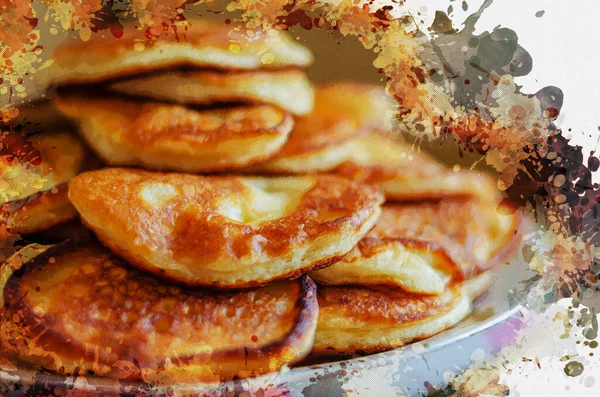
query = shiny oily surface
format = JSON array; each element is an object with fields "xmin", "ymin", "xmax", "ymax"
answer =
[
  {"xmin": 0, "ymin": 243, "xmax": 318, "ymax": 383},
  {"xmin": 67, "ymin": 169, "xmax": 383, "ymax": 288},
  {"xmin": 311, "ymin": 198, "xmax": 520, "ymax": 293},
  {"xmin": 110, "ymin": 69, "xmax": 315, "ymax": 116},
  {"xmin": 41, "ymin": 21, "xmax": 313, "ymax": 86},
  {"xmin": 55, "ymin": 94, "xmax": 294, "ymax": 172}
]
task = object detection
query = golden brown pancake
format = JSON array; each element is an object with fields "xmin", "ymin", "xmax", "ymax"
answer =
[
  {"xmin": 42, "ymin": 22, "xmax": 313, "ymax": 86},
  {"xmin": 252, "ymin": 83, "xmax": 396, "ymax": 173},
  {"xmin": 1, "ymin": 133, "xmax": 85, "ymax": 234},
  {"xmin": 312, "ymin": 274, "xmax": 492, "ymax": 355},
  {"xmin": 0, "ymin": 242, "xmax": 318, "ymax": 383},
  {"xmin": 311, "ymin": 199, "xmax": 520, "ymax": 294},
  {"xmin": 68, "ymin": 169, "xmax": 383, "ymax": 288},
  {"xmin": 332, "ymin": 133, "xmax": 501, "ymax": 201},
  {"xmin": 110, "ymin": 69, "xmax": 315, "ymax": 116},
  {"xmin": 54, "ymin": 94, "xmax": 294, "ymax": 172}
]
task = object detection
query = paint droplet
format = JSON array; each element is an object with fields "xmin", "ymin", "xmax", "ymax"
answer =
[
  {"xmin": 228, "ymin": 43, "xmax": 241, "ymax": 54},
  {"xmin": 564, "ymin": 361, "xmax": 584, "ymax": 377},
  {"xmin": 453, "ymin": 164, "xmax": 461, "ymax": 172},
  {"xmin": 133, "ymin": 43, "xmax": 145, "ymax": 52},
  {"xmin": 535, "ymin": 10, "xmax": 545, "ymax": 18},
  {"xmin": 261, "ymin": 52, "xmax": 275, "ymax": 65},
  {"xmin": 583, "ymin": 327, "xmax": 598, "ymax": 340},
  {"xmin": 553, "ymin": 174, "xmax": 566, "ymax": 187},
  {"xmin": 497, "ymin": 179, "xmax": 508, "ymax": 191}
]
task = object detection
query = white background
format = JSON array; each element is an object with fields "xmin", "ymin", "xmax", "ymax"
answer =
[{"xmin": 409, "ymin": 0, "xmax": 600, "ymax": 159}]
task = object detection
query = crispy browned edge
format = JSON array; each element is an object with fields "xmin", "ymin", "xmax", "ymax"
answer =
[{"xmin": 0, "ymin": 241, "xmax": 319, "ymax": 379}]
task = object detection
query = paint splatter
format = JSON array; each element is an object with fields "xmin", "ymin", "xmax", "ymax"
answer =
[{"xmin": 564, "ymin": 361, "xmax": 584, "ymax": 377}]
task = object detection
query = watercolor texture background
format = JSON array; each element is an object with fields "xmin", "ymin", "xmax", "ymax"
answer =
[{"xmin": 0, "ymin": 0, "xmax": 599, "ymax": 395}]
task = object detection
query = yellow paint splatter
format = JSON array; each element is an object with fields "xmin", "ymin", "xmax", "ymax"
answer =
[{"xmin": 260, "ymin": 52, "xmax": 275, "ymax": 64}]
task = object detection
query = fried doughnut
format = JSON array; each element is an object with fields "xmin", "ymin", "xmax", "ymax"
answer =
[
  {"xmin": 333, "ymin": 133, "xmax": 501, "ymax": 201},
  {"xmin": 67, "ymin": 169, "xmax": 383, "ymax": 288},
  {"xmin": 54, "ymin": 95, "xmax": 294, "ymax": 172},
  {"xmin": 311, "ymin": 199, "xmax": 520, "ymax": 294},
  {"xmin": 42, "ymin": 22, "xmax": 313, "ymax": 86},
  {"xmin": 110, "ymin": 69, "xmax": 314, "ymax": 116},
  {"xmin": 1, "ymin": 133, "xmax": 85, "ymax": 234},
  {"xmin": 253, "ymin": 83, "xmax": 395, "ymax": 173},
  {"xmin": 0, "ymin": 242, "xmax": 318, "ymax": 383},
  {"xmin": 312, "ymin": 274, "xmax": 493, "ymax": 355}
]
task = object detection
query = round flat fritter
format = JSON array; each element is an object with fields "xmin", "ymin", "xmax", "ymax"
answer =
[
  {"xmin": 312, "ymin": 274, "xmax": 492, "ymax": 356},
  {"xmin": 311, "ymin": 199, "xmax": 520, "ymax": 294},
  {"xmin": 0, "ymin": 243, "xmax": 319, "ymax": 383},
  {"xmin": 42, "ymin": 21, "xmax": 313, "ymax": 86},
  {"xmin": 55, "ymin": 94, "xmax": 294, "ymax": 173},
  {"xmin": 67, "ymin": 169, "xmax": 383, "ymax": 288}
]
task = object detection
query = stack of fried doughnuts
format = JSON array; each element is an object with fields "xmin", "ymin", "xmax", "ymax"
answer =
[{"xmin": 0, "ymin": 20, "xmax": 522, "ymax": 385}]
